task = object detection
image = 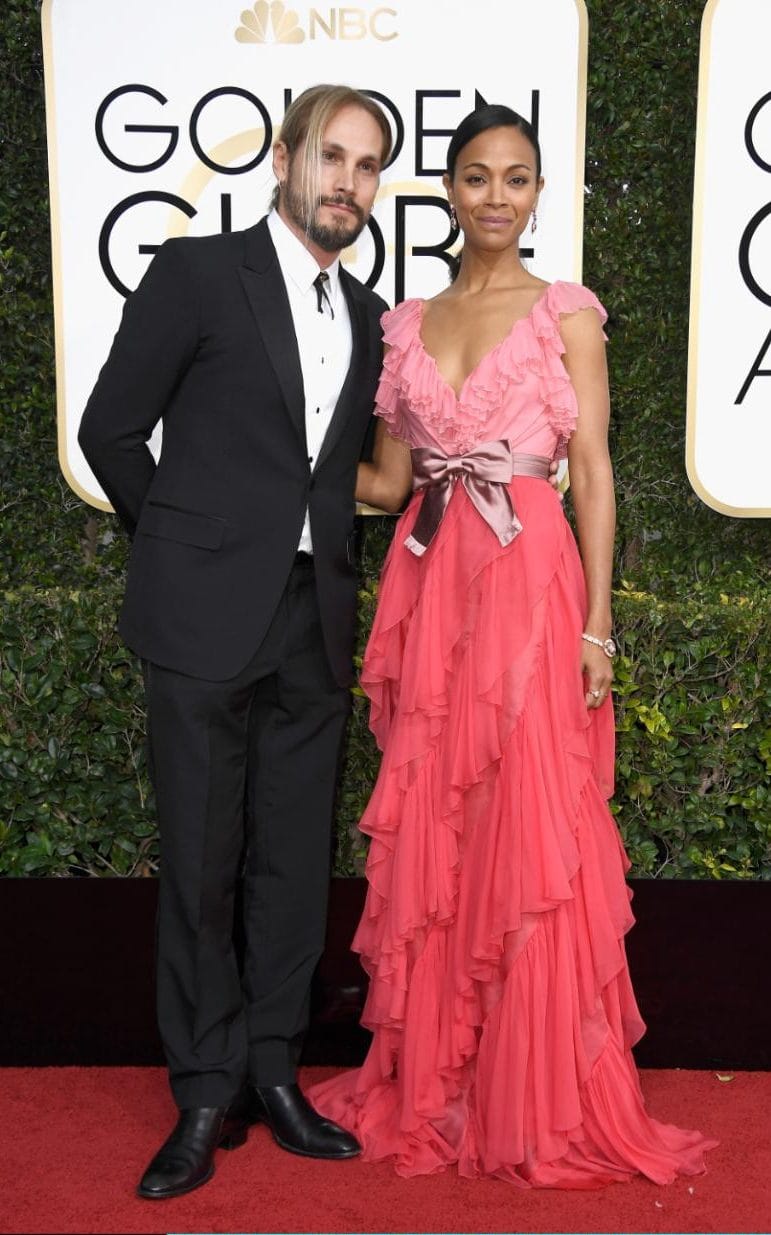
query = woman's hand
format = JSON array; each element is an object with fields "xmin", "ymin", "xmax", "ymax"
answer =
[
  {"xmin": 582, "ymin": 640, "xmax": 613, "ymax": 710},
  {"xmin": 547, "ymin": 458, "xmax": 564, "ymax": 501}
]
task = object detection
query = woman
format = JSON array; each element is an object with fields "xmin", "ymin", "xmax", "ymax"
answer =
[{"xmin": 309, "ymin": 106, "xmax": 716, "ymax": 1187}]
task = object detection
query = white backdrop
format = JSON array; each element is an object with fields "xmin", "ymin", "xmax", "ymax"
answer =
[
  {"xmin": 688, "ymin": 0, "xmax": 771, "ymax": 516},
  {"xmin": 42, "ymin": 0, "xmax": 588, "ymax": 508}
]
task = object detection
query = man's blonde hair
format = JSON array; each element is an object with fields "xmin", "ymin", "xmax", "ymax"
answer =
[{"xmin": 272, "ymin": 84, "xmax": 391, "ymax": 217}]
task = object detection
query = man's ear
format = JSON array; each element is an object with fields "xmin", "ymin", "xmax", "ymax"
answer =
[{"xmin": 272, "ymin": 140, "xmax": 289, "ymax": 186}]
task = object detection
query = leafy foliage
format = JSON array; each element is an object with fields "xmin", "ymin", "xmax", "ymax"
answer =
[
  {"xmin": 2, "ymin": 579, "xmax": 768, "ymax": 878},
  {"xmin": 583, "ymin": 0, "xmax": 770, "ymax": 592},
  {"xmin": 610, "ymin": 586, "xmax": 770, "ymax": 879},
  {"xmin": 1, "ymin": 0, "xmax": 769, "ymax": 877},
  {"xmin": 0, "ymin": 586, "xmax": 152, "ymax": 875}
]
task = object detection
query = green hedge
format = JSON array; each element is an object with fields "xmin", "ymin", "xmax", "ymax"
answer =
[
  {"xmin": 2, "ymin": 578, "xmax": 769, "ymax": 878},
  {"xmin": 1, "ymin": 0, "xmax": 770, "ymax": 877}
]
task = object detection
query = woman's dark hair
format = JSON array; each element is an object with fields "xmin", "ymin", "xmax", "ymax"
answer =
[
  {"xmin": 446, "ymin": 104, "xmax": 542, "ymax": 281},
  {"xmin": 446, "ymin": 104, "xmax": 542, "ymax": 181}
]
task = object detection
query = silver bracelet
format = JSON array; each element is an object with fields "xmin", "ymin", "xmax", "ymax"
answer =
[{"xmin": 582, "ymin": 632, "xmax": 617, "ymax": 658}]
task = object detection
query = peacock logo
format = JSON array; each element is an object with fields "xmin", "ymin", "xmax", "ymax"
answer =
[{"xmin": 235, "ymin": 1, "xmax": 306, "ymax": 44}]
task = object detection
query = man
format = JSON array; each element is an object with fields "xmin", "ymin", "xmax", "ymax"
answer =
[{"xmin": 79, "ymin": 84, "xmax": 392, "ymax": 1199}]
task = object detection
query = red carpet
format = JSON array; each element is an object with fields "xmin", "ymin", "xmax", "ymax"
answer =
[{"xmin": 1, "ymin": 1067, "xmax": 767, "ymax": 1234}]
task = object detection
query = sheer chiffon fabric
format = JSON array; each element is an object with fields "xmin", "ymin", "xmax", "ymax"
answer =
[{"xmin": 309, "ymin": 283, "xmax": 716, "ymax": 1187}]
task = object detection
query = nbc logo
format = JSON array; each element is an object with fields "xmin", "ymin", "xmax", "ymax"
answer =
[
  {"xmin": 235, "ymin": 2, "xmax": 398, "ymax": 43},
  {"xmin": 236, "ymin": 1, "xmax": 305, "ymax": 43}
]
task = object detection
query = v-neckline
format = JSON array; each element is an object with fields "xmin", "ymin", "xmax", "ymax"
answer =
[{"xmin": 416, "ymin": 283, "xmax": 553, "ymax": 403}]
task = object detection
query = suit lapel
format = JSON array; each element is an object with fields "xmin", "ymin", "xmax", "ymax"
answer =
[
  {"xmin": 238, "ymin": 220, "xmax": 306, "ymax": 447},
  {"xmin": 315, "ymin": 269, "xmax": 370, "ymax": 470}
]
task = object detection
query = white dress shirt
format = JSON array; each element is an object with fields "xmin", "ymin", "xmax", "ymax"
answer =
[{"xmin": 267, "ymin": 209, "xmax": 353, "ymax": 553}]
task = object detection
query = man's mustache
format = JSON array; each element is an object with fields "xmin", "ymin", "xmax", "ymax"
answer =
[{"xmin": 318, "ymin": 195, "xmax": 365, "ymax": 223}]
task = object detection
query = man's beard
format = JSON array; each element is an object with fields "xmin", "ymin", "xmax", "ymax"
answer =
[{"xmin": 283, "ymin": 179, "xmax": 368, "ymax": 252}]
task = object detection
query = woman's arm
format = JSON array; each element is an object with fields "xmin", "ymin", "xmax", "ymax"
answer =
[
  {"xmin": 356, "ymin": 417, "xmax": 413, "ymax": 514},
  {"xmin": 561, "ymin": 307, "xmax": 616, "ymax": 710}
]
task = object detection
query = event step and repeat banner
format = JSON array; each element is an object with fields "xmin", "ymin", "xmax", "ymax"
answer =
[
  {"xmin": 42, "ymin": 0, "xmax": 589, "ymax": 509},
  {"xmin": 688, "ymin": 0, "xmax": 771, "ymax": 517}
]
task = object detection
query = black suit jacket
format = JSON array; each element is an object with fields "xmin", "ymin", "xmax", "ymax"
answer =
[{"xmin": 79, "ymin": 219, "xmax": 388, "ymax": 684}]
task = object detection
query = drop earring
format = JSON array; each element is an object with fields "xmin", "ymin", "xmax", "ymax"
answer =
[
  {"xmin": 530, "ymin": 208, "xmax": 538, "ymax": 234},
  {"xmin": 449, "ymin": 204, "xmax": 458, "ymax": 230}
]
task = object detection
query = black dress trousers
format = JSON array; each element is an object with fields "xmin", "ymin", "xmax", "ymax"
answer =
[{"xmin": 143, "ymin": 556, "xmax": 350, "ymax": 1109}]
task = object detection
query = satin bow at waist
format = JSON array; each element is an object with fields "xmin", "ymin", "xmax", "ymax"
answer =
[{"xmin": 404, "ymin": 441, "xmax": 551, "ymax": 557}]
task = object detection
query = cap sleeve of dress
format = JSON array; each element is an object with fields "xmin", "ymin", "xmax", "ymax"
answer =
[
  {"xmin": 546, "ymin": 280, "xmax": 608, "ymax": 337},
  {"xmin": 373, "ymin": 299, "xmax": 423, "ymax": 443},
  {"xmin": 531, "ymin": 282, "xmax": 609, "ymax": 458}
]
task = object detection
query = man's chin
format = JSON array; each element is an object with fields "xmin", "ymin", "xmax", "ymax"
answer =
[{"xmin": 310, "ymin": 219, "xmax": 366, "ymax": 253}]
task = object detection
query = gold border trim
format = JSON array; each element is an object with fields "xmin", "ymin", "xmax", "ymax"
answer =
[
  {"xmin": 42, "ymin": 0, "xmax": 112, "ymax": 511},
  {"xmin": 573, "ymin": 0, "xmax": 589, "ymax": 282},
  {"xmin": 686, "ymin": 0, "xmax": 771, "ymax": 518}
]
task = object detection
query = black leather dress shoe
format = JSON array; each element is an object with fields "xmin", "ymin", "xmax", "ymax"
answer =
[
  {"xmin": 137, "ymin": 1105, "xmax": 248, "ymax": 1200},
  {"xmin": 249, "ymin": 1083, "xmax": 360, "ymax": 1159}
]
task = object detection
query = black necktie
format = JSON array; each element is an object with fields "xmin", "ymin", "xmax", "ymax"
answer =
[{"xmin": 313, "ymin": 270, "xmax": 334, "ymax": 319}]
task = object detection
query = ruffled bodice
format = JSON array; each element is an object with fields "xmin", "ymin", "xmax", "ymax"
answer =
[{"xmin": 374, "ymin": 281, "xmax": 608, "ymax": 460}]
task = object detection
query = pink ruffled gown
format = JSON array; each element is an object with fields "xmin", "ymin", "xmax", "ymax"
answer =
[{"xmin": 309, "ymin": 282, "xmax": 717, "ymax": 1187}]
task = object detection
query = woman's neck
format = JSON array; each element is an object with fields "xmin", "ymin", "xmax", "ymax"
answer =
[{"xmin": 454, "ymin": 245, "xmax": 531, "ymax": 294}]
